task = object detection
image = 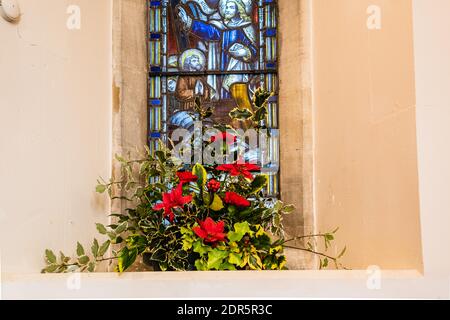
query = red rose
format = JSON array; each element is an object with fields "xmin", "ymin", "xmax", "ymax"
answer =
[
  {"xmin": 177, "ymin": 171, "xmax": 198, "ymax": 184},
  {"xmin": 193, "ymin": 218, "xmax": 227, "ymax": 244},
  {"xmin": 210, "ymin": 132, "xmax": 237, "ymax": 144},
  {"xmin": 216, "ymin": 163, "xmax": 261, "ymax": 180},
  {"xmin": 224, "ymin": 192, "xmax": 251, "ymax": 207},
  {"xmin": 153, "ymin": 184, "xmax": 193, "ymax": 222}
]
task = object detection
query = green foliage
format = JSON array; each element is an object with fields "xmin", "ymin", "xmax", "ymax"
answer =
[{"xmin": 42, "ymin": 88, "xmax": 346, "ymax": 273}]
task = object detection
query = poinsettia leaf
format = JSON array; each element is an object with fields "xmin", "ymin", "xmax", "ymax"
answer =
[
  {"xmin": 192, "ymin": 163, "xmax": 208, "ymax": 187},
  {"xmin": 229, "ymin": 108, "xmax": 253, "ymax": 121},
  {"xmin": 210, "ymin": 194, "xmax": 224, "ymax": 211}
]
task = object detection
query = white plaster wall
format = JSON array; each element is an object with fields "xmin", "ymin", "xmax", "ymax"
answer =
[{"xmin": 0, "ymin": 0, "xmax": 112, "ymax": 275}]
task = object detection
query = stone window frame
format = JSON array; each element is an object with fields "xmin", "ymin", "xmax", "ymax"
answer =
[{"xmin": 112, "ymin": 0, "xmax": 315, "ymax": 269}]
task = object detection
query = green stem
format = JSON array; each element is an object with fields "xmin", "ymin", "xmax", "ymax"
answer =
[{"xmin": 283, "ymin": 234, "xmax": 330, "ymax": 244}]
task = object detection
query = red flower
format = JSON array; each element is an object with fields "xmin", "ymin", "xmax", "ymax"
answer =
[
  {"xmin": 216, "ymin": 163, "xmax": 261, "ymax": 180},
  {"xmin": 193, "ymin": 218, "xmax": 227, "ymax": 244},
  {"xmin": 224, "ymin": 192, "xmax": 251, "ymax": 207},
  {"xmin": 207, "ymin": 179, "xmax": 221, "ymax": 193},
  {"xmin": 211, "ymin": 132, "xmax": 237, "ymax": 144},
  {"xmin": 177, "ymin": 171, "xmax": 198, "ymax": 184},
  {"xmin": 152, "ymin": 184, "xmax": 192, "ymax": 222}
]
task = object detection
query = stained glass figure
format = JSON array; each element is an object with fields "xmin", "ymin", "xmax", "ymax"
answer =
[{"xmin": 147, "ymin": 0, "xmax": 279, "ymax": 197}]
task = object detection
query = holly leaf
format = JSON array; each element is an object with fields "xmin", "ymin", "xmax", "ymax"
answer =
[
  {"xmin": 249, "ymin": 175, "xmax": 268, "ymax": 194},
  {"xmin": 253, "ymin": 87, "xmax": 273, "ymax": 109},
  {"xmin": 229, "ymin": 108, "xmax": 253, "ymax": 121}
]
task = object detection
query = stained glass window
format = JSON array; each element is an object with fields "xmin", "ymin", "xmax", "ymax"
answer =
[{"xmin": 147, "ymin": 0, "xmax": 279, "ymax": 197}]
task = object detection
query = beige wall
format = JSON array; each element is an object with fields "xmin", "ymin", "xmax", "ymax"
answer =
[
  {"xmin": 313, "ymin": 0, "xmax": 423, "ymax": 270},
  {"xmin": 0, "ymin": 0, "xmax": 112, "ymax": 274},
  {"xmin": 2, "ymin": 0, "xmax": 450, "ymax": 299},
  {"xmin": 413, "ymin": 0, "xmax": 450, "ymax": 276}
]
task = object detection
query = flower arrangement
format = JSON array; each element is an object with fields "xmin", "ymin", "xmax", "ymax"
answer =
[{"xmin": 42, "ymin": 89, "xmax": 345, "ymax": 273}]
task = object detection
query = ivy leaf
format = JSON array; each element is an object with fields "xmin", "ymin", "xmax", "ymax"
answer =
[
  {"xmin": 207, "ymin": 249, "xmax": 229, "ymax": 270},
  {"xmin": 195, "ymin": 259, "xmax": 207, "ymax": 271},
  {"xmin": 228, "ymin": 221, "xmax": 252, "ymax": 242},
  {"xmin": 45, "ymin": 249, "xmax": 57, "ymax": 264},
  {"xmin": 76, "ymin": 242, "xmax": 85, "ymax": 256},
  {"xmin": 228, "ymin": 252, "xmax": 243, "ymax": 266},
  {"xmin": 96, "ymin": 223, "xmax": 107, "ymax": 235},
  {"xmin": 210, "ymin": 194, "xmax": 224, "ymax": 211},
  {"xmin": 98, "ymin": 240, "xmax": 111, "ymax": 257},
  {"xmin": 91, "ymin": 239, "xmax": 99, "ymax": 258},
  {"xmin": 220, "ymin": 262, "xmax": 237, "ymax": 271},
  {"xmin": 192, "ymin": 163, "xmax": 207, "ymax": 187},
  {"xmin": 229, "ymin": 108, "xmax": 253, "ymax": 121},
  {"xmin": 193, "ymin": 240, "xmax": 210, "ymax": 256}
]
